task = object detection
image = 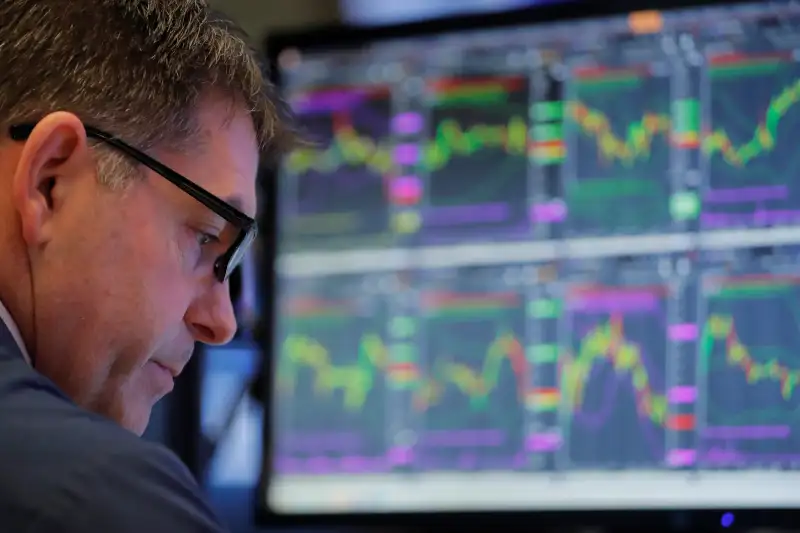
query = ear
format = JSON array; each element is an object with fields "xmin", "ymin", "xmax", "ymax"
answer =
[{"xmin": 11, "ymin": 112, "xmax": 92, "ymax": 246}]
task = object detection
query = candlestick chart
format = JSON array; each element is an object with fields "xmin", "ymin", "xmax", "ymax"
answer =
[
  {"xmin": 421, "ymin": 75, "xmax": 530, "ymax": 242},
  {"xmin": 698, "ymin": 273, "xmax": 800, "ymax": 469},
  {"xmin": 702, "ymin": 52, "xmax": 800, "ymax": 230},
  {"xmin": 561, "ymin": 283, "xmax": 668, "ymax": 469},
  {"xmin": 282, "ymin": 85, "xmax": 395, "ymax": 250},
  {"xmin": 273, "ymin": 289, "xmax": 390, "ymax": 474},
  {"xmin": 565, "ymin": 65, "xmax": 672, "ymax": 236},
  {"xmin": 416, "ymin": 287, "xmax": 529, "ymax": 470}
]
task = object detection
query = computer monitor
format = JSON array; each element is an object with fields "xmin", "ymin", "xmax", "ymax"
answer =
[
  {"xmin": 259, "ymin": 0, "xmax": 800, "ymax": 528},
  {"xmin": 339, "ymin": 0, "xmax": 572, "ymax": 26}
]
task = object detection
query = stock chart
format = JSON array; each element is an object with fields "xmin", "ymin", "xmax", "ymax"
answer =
[
  {"xmin": 274, "ymin": 275, "xmax": 389, "ymax": 474},
  {"xmin": 415, "ymin": 266, "xmax": 529, "ymax": 470},
  {"xmin": 422, "ymin": 75, "xmax": 530, "ymax": 242},
  {"xmin": 702, "ymin": 51, "xmax": 800, "ymax": 230},
  {"xmin": 560, "ymin": 257, "xmax": 670, "ymax": 469},
  {"xmin": 698, "ymin": 248, "xmax": 800, "ymax": 470},
  {"xmin": 282, "ymin": 85, "xmax": 394, "ymax": 250},
  {"xmin": 564, "ymin": 64, "xmax": 672, "ymax": 236},
  {"xmin": 269, "ymin": 1, "xmax": 800, "ymax": 514}
]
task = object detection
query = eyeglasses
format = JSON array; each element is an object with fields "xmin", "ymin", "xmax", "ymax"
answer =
[{"xmin": 8, "ymin": 123, "xmax": 257, "ymax": 283}]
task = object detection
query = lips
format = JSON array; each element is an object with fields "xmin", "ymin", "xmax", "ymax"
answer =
[
  {"xmin": 153, "ymin": 361, "xmax": 177, "ymax": 378},
  {"xmin": 147, "ymin": 360, "xmax": 175, "ymax": 393}
]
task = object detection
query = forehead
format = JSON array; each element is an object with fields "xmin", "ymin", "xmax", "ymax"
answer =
[{"xmin": 159, "ymin": 101, "xmax": 260, "ymax": 218}]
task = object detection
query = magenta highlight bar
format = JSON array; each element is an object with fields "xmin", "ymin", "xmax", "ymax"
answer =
[
  {"xmin": 526, "ymin": 432, "xmax": 562, "ymax": 451},
  {"xmin": 392, "ymin": 112, "xmax": 424, "ymax": 135},
  {"xmin": 530, "ymin": 201, "xmax": 567, "ymax": 223},
  {"xmin": 423, "ymin": 202, "xmax": 510, "ymax": 226},
  {"xmin": 666, "ymin": 448, "xmax": 697, "ymax": 466},
  {"xmin": 390, "ymin": 176, "xmax": 422, "ymax": 203},
  {"xmin": 704, "ymin": 185, "xmax": 789, "ymax": 204},
  {"xmin": 668, "ymin": 385, "xmax": 697, "ymax": 404},
  {"xmin": 566, "ymin": 286, "xmax": 662, "ymax": 313},
  {"xmin": 669, "ymin": 323, "xmax": 698, "ymax": 341},
  {"xmin": 703, "ymin": 425, "xmax": 791, "ymax": 440}
]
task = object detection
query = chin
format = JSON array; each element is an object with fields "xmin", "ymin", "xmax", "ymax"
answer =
[{"xmin": 117, "ymin": 405, "xmax": 153, "ymax": 436}]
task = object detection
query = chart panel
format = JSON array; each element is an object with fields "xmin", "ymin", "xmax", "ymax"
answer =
[
  {"xmin": 273, "ymin": 274, "xmax": 391, "ymax": 474},
  {"xmin": 564, "ymin": 62, "xmax": 672, "ymax": 236},
  {"xmin": 559, "ymin": 255, "xmax": 673, "ymax": 470},
  {"xmin": 698, "ymin": 246, "xmax": 800, "ymax": 470},
  {"xmin": 281, "ymin": 85, "xmax": 395, "ymax": 250},
  {"xmin": 701, "ymin": 50, "xmax": 800, "ymax": 229},
  {"xmin": 420, "ymin": 75, "xmax": 530, "ymax": 242},
  {"xmin": 415, "ymin": 265, "xmax": 530, "ymax": 470}
]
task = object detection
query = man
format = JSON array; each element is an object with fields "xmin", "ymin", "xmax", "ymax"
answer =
[{"xmin": 0, "ymin": 1, "xmax": 292, "ymax": 530}]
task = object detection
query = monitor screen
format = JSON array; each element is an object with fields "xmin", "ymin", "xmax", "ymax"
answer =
[
  {"xmin": 265, "ymin": 0, "xmax": 800, "ymax": 515},
  {"xmin": 340, "ymin": 0, "xmax": 572, "ymax": 26}
]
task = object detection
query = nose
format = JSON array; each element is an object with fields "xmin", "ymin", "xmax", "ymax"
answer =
[{"xmin": 185, "ymin": 280, "xmax": 238, "ymax": 345}]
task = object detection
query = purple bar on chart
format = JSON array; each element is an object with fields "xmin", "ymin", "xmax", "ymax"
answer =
[
  {"xmin": 392, "ymin": 112, "xmax": 424, "ymax": 135},
  {"xmin": 530, "ymin": 201, "xmax": 567, "ymax": 223},
  {"xmin": 701, "ymin": 448, "xmax": 800, "ymax": 465},
  {"xmin": 666, "ymin": 448, "xmax": 697, "ymax": 466},
  {"xmin": 567, "ymin": 291, "xmax": 659, "ymax": 313},
  {"xmin": 668, "ymin": 386, "xmax": 697, "ymax": 404},
  {"xmin": 388, "ymin": 446, "xmax": 414, "ymax": 465},
  {"xmin": 291, "ymin": 89, "xmax": 369, "ymax": 115},
  {"xmin": 424, "ymin": 202, "xmax": 510, "ymax": 227},
  {"xmin": 702, "ymin": 210, "xmax": 800, "ymax": 228},
  {"xmin": 275, "ymin": 455, "xmax": 390, "ymax": 474},
  {"xmin": 703, "ymin": 425, "xmax": 791, "ymax": 440},
  {"xmin": 704, "ymin": 186, "xmax": 789, "ymax": 204},
  {"xmin": 421, "ymin": 429, "xmax": 505, "ymax": 447},
  {"xmin": 668, "ymin": 323, "xmax": 698, "ymax": 341},
  {"xmin": 281, "ymin": 431, "xmax": 362, "ymax": 453},
  {"xmin": 526, "ymin": 432, "xmax": 562, "ymax": 452},
  {"xmin": 415, "ymin": 452, "xmax": 529, "ymax": 471},
  {"xmin": 393, "ymin": 144, "xmax": 420, "ymax": 166}
]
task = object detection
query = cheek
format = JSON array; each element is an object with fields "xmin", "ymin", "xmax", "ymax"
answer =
[{"xmin": 100, "ymin": 217, "xmax": 192, "ymax": 353}]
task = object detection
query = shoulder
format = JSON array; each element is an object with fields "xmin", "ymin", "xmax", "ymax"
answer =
[
  {"xmin": 36, "ymin": 439, "xmax": 225, "ymax": 532},
  {"xmin": 0, "ymin": 358, "xmax": 226, "ymax": 532}
]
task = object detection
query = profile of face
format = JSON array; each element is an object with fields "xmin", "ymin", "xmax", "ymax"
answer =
[{"xmin": 1, "ymin": 100, "xmax": 259, "ymax": 434}]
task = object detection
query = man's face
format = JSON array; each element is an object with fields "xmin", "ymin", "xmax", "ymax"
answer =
[{"xmin": 6, "ymin": 100, "xmax": 259, "ymax": 434}]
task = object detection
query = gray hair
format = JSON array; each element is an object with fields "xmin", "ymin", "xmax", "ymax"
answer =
[{"xmin": 0, "ymin": 0, "xmax": 295, "ymax": 187}]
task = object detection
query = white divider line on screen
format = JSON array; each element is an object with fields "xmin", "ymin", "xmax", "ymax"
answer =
[
  {"xmin": 561, "ymin": 232, "xmax": 695, "ymax": 258},
  {"xmin": 275, "ymin": 227, "xmax": 800, "ymax": 277},
  {"xmin": 698, "ymin": 226, "xmax": 800, "ymax": 250},
  {"xmin": 276, "ymin": 241, "xmax": 560, "ymax": 277},
  {"xmin": 415, "ymin": 241, "xmax": 559, "ymax": 268},
  {"xmin": 269, "ymin": 471, "xmax": 800, "ymax": 513}
]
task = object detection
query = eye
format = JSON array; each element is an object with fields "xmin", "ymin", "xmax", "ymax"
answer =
[{"xmin": 196, "ymin": 231, "xmax": 219, "ymax": 247}]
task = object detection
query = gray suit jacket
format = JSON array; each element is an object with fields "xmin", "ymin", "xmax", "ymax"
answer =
[{"xmin": 0, "ymin": 317, "xmax": 227, "ymax": 532}]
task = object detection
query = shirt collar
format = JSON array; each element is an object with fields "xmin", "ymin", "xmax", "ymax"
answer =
[{"xmin": 0, "ymin": 299, "xmax": 31, "ymax": 365}]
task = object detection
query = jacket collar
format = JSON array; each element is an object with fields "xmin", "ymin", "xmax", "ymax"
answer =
[{"xmin": 0, "ymin": 300, "xmax": 30, "ymax": 364}]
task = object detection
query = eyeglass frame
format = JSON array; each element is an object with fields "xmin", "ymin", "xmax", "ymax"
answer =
[{"xmin": 8, "ymin": 122, "xmax": 258, "ymax": 283}]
